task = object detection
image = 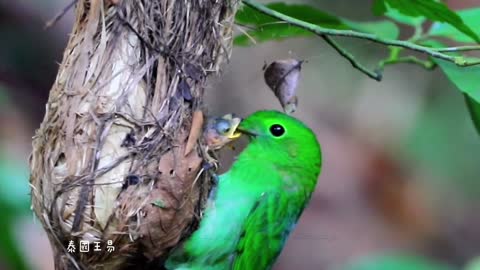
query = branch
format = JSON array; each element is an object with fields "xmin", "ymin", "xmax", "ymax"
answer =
[
  {"xmin": 378, "ymin": 56, "xmax": 436, "ymax": 71},
  {"xmin": 321, "ymin": 35, "xmax": 382, "ymax": 81},
  {"xmin": 242, "ymin": 0, "xmax": 480, "ymax": 68},
  {"xmin": 432, "ymin": 45, "xmax": 480, "ymax": 52}
]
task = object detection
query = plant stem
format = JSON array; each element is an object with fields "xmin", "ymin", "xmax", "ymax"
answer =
[
  {"xmin": 320, "ymin": 35, "xmax": 382, "ymax": 81},
  {"xmin": 379, "ymin": 56, "xmax": 436, "ymax": 70},
  {"xmin": 432, "ymin": 45, "xmax": 480, "ymax": 52}
]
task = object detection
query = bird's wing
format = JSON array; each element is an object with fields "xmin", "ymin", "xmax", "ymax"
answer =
[{"xmin": 232, "ymin": 191, "xmax": 302, "ymax": 270}]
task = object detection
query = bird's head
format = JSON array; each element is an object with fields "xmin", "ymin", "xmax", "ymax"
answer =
[{"xmin": 235, "ymin": 110, "xmax": 322, "ymax": 175}]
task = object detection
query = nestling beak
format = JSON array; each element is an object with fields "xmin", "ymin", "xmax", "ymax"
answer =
[
  {"xmin": 235, "ymin": 118, "xmax": 258, "ymax": 138},
  {"xmin": 224, "ymin": 116, "xmax": 258, "ymax": 139},
  {"xmin": 224, "ymin": 117, "xmax": 242, "ymax": 139},
  {"xmin": 226, "ymin": 129, "xmax": 242, "ymax": 139}
]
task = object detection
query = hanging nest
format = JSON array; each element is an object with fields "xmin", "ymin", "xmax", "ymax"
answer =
[{"xmin": 29, "ymin": 0, "xmax": 238, "ymax": 269}]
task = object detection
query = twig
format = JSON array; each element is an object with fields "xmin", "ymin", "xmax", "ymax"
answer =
[
  {"xmin": 44, "ymin": 0, "xmax": 78, "ymax": 29},
  {"xmin": 321, "ymin": 35, "xmax": 382, "ymax": 81},
  {"xmin": 242, "ymin": 0, "xmax": 480, "ymax": 67},
  {"xmin": 378, "ymin": 56, "xmax": 436, "ymax": 71},
  {"xmin": 432, "ymin": 45, "xmax": 480, "ymax": 52}
]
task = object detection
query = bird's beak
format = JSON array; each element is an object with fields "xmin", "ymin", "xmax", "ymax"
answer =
[
  {"xmin": 225, "ymin": 118, "xmax": 242, "ymax": 139},
  {"xmin": 235, "ymin": 119, "xmax": 259, "ymax": 138},
  {"xmin": 227, "ymin": 129, "xmax": 242, "ymax": 139},
  {"xmin": 226, "ymin": 117, "xmax": 258, "ymax": 138},
  {"xmin": 235, "ymin": 127, "xmax": 257, "ymax": 137}
]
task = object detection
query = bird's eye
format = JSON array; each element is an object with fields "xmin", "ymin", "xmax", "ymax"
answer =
[
  {"xmin": 215, "ymin": 120, "xmax": 231, "ymax": 134},
  {"xmin": 269, "ymin": 124, "xmax": 285, "ymax": 137}
]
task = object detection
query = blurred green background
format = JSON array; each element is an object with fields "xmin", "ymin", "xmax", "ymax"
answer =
[{"xmin": 0, "ymin": 0, "xmax": 479, "ymax": 269}]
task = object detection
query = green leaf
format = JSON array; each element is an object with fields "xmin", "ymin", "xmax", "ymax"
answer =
[
  {"xmin": 375, "ymin": 0, "xmax": 479, "ymax": 42},
  {"xmin": 385, "ymin": 8, "xmax": 425, "ymax": 26},
  {"xmin": 235, "ymin": 3, "xmax": 346, "ymax": 46},
  {"xmin": 372, "ymin": 0, "xmax": 387, "ymax": 16},
  {"xmin": 234, "ymin": 24, "xmax": 312, "ymax": 46},
  {"xmin": 429, "ymin": 8, "xmax": 480, "ymax": 43},
  {"xmin": 418, "ymin": 39, "xmax": 449, "ymax": 50},
  {"xmin": 425, "ymin": 41, "xmax": 480, "ymax": 138},
  {"xmin": 0, "ymin": 154, "xmax": 31, "ymax": 270},
  {"xmin": 234, "ymin": 3, "xmax": 399, "ymax": 46},
  {"xmin": 343, "ymin": 20, "xmax": 400, "ymax": 40},
  {"xmin": 236, "ymin": 3, "xmax": 346, "ymax": 29},
  {"xmin": 434, "ymin": 58, "xmax": 480, "ymax": 137},
  {"xmin": 344, "ymin": 254, "xmax": 453, "ymax": 270},
  {"xmin": 466, "ymin": 257, "xmax": 480, "ymax": 270},
  {"xmin": 434, "ymin": 59, "xmax": 480, "ymax": 103},
  {"xmin": 464, "ymin": 94, "xmax": 480, "ymax": 136},
  {"xmin": 0, "ymin": 154, "xmax": 30, "ymax": 211},
  {"xmin": 373, "ymin": 0, "xmax": 425, "ymax": 26},
  {"xmin": 405, "ymin": 91, "xmax": 480, "ymax": 196}
]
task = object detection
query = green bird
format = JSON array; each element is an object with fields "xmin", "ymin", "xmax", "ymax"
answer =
[{"xmin": 166, "ymin": 110, "xmax": 322, "ymax": 270}]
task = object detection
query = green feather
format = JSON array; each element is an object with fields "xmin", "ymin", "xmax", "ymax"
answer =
[{"xmin": 166, "ymin": 110, "xmax": 322, "ymax": 270}]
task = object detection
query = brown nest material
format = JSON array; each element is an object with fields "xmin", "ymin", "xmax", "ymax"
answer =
[{"xmin": 29, "ymin": 0, "xmax": 239, "ymax": 269}]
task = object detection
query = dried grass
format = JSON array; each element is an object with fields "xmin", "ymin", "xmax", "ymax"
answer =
[{"xmin": 29, "ymin": 0, "xmax": 239, "ymax": 269}]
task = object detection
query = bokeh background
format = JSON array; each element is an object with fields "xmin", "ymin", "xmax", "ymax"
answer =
[{"xmin": 1, "ymin": 0, "xmax": 480, "ymax": 269}]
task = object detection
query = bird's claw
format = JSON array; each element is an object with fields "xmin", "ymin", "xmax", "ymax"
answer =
[{"xmin": 202, "ymin": 161, "xmax": 220, "ymax": 203}]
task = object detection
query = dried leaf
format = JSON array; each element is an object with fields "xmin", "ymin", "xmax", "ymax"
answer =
[
  {"xmin": 185, "ymin": 110, "xmax": 204, "ymax": 156},
  {"xmin": 264, "ymin": 59, "xmax": 303, "ymax": 114},
  {"xmin": 94, "ymin": 122, "xmax": 133, "ymax": 229}
]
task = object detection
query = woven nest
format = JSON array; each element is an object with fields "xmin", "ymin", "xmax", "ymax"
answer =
[{"xmin": 29, "ymin": 0, "xmax": 238, "ymax": 269}]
